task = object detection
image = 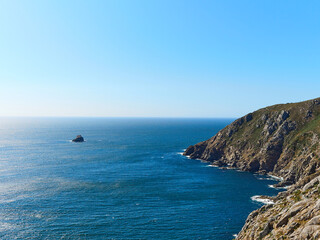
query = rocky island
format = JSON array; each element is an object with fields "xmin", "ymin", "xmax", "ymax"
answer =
[
  {"xmin": 184, "ymin": 97, "xmax": 320, "ymax": 239},
  {"xmin": 72, "ymin": 135, "xmax": 84, "ymax": 142}
]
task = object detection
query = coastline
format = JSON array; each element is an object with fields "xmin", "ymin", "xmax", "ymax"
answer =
[{"xmin": 182, "ymin": 97, "xmax": 320, "ymax": 239}]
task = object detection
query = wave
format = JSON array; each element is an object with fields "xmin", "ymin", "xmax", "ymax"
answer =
[
  {"xmin": 268, "ymin": 184, "xmax": 290, "ymax": 190},
  {"xmin": 177, "ymin": 152, "xmax": 190, "ymax": 159},
  {"xmin": 267, "ymin": 174, "xmax": 283, "ymax": 181},
  {"xmin": 251, "ymin": 195, "xmax": 274, "ymax": 205},
  {"xmin": 256, "ymin": 177, "xmax": 278, "ymax": 181},
  {"xmin": 206, "ymin": 164, "xmax": 219, "ymax": 168}
]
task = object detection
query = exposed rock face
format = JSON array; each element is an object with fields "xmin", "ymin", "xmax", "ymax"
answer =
[
  {"xmin": 183, "ymin": 97, "xmax": 320, "ymax": 239},
  {"xmin": 72, "ymin": 135, "xmax": 84, "ymax": 142},
  {"xmin": 237, "ymin": 174, "xmax": 320, "ymax": 239},
  {"xmin": 184, "ymin": 98, "xmax": 320, "ymax": 186}
]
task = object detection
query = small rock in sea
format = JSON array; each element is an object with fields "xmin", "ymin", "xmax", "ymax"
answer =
[{"xmin": 72, "ymin": 135, "xmax": 84, "ymax": 142}]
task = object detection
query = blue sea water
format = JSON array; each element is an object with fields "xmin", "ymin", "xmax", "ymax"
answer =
[{"xmin": 0, "ymin": 118, "xmax": 282, "ymax": 239}]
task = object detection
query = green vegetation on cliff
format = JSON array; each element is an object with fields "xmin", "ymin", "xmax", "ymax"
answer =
[
  {"xmin": 184, "ymin": 97, "xmax": 320, "ymax": 239},
  {"xmin": 184, "ymin": 97, "xmax": 320, "ymax": 187}
]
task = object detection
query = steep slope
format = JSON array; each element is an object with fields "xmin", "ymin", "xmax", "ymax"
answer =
[
  {"xmin": 237, "ymin": 173, "xmax": 320, "ymax": 239},
  {"xmin": 184, "ymin": 97, "xmax": 320, "ymax": 187},
  {"xmin": 184, "ymin": 97, "xmax": 320, "ymax": 239}
]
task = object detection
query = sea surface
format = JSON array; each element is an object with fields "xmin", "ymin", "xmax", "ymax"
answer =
[{"xmin": 0, "ymin": 117, "xmax": 283, "ymax": 239}]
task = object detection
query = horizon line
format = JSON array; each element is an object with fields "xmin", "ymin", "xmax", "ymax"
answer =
[{"xmin": 0, "ymin": 115, "xmax": 238, "ymax": 119}]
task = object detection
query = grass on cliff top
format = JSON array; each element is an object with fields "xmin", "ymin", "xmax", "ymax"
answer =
[
  {"xmin": 228, "ymin": 97, "xmax": 320, "ymax": 149},
  {"xmin": 299, "ymin": 114, "xmax": 320, "ymax": 135},
  {"xmin": 287, "ymin": 114, "xmax": 320, "ymax": 151}
]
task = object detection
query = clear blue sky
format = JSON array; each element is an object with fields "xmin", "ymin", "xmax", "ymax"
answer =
[{"xmin": 0, "ymin": 0, "xmax": 319, "ymax": 117}]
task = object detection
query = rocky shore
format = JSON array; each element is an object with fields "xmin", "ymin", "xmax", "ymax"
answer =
[{"xmin": 184, "ymin": 97, "xmax": 320, "ymax": 239}]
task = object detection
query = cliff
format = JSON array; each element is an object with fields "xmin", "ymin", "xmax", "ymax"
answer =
[
  {"xmin": 183, "ymin": 97, "xmax": 320, "ymax": 239},
  {"xmin": 237, "ymin": 173, "xmax": 320, "ymax": 239}
]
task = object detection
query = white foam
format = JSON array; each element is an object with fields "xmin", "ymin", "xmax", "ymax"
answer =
[
  {"xmin": 178, "ymin": 149, "xmax": 187, "ymax": 155},
  {"xmin": 251, "ymin": 195, "xmax": 274, "ymax": 205},
  {"xmin": 269, "ymin": 184, "xmax": 290, "ymax": 190},
  {"xmin": 267, "ymin": 174, "xmax": 283, "ymax": 181},
  {"xmin": 257, "ymin": 177, "xmax": 277, "ymax": 181},
  {"xmin": 225, "ymin": 167, "xmax": 236, "ymax": 170},
  {"xmin": 178, "ymin": 152, "xmax": 190, "ymax": 158},
  {"xmin": 207, "ymin": 164, "xmax": 219, "ymax": 168},
  {"xmin": 233, "ymin": 234, "xmax": 238, "ymax": 238}
]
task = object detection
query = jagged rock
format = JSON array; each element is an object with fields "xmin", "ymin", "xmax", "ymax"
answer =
[
  {"xmin": 236, "ymin": 174, "xmax": 320, "ymax": 239},
  {"xmin": 306, "ymin": 110, "xmax": 313, "ymax": 119},
  {"xmin": 72, "ymin": 135, "xmax": 84, "ymax": 142},
  {"xmin": 259, "ymin": 221, "xmax": 273, "ymax": 238},
  {"xmin": 307, "ymin": 215, "xmax": 320, "ymax": 225},
  {"xmin": 302, "ymin": 176, "xmax": 320, "ymax": 192},
  {"xmin": 277, "ymin": 110, "xmax": 289, "ymax": 123},
  {"xmin": 261, "ymin": 114, "xmax": 268, "ymax": 122},
  {"xmin": 299, "ymin": 225, "xmax": 320, "ymax": 240},
  {"xmin": 275, "ymin": 201, "xmax": 305, "ymax": 228}
]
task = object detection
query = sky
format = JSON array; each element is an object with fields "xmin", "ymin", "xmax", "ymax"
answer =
[{"xmin": 0, "ymin": 0, "xmax": 319, "ymax": 118}]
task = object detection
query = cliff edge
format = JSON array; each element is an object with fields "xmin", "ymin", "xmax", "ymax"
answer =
[{"xmin": 183, "ymin": 97, "xmax": 320, "ymax": 239}]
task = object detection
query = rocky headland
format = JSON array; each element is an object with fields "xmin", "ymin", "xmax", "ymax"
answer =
[{"xmin": 184, "ymin": 97, "xmax": 320, "ymax": 239}]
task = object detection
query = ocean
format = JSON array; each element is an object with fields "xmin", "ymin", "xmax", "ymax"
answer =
[{"xmin": 0, "ymin": 117, "xmax": 282, "ymax": 239}]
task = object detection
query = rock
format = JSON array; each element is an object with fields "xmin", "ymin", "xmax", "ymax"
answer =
[
  {"xmin": 261, "ymin": 114, "xmax": 268, "ymax": 122},
  {"xmin": 302, "ymin": 176, "xmax": 320, "ymax": 192},
  {"xmin": 287, "ymin": 221, "xmax": 300, "ymax": 234},
  {"xmin": 314, "ymin": 199, "xmax": 320, "ymax": 211},
  {"xmin": 184, "ymin": 145, "xmax": 195, "ymax": 155},
  {"xmin": 184, "ymin": 97, "xmax": 320, "ymax": 186},
  {"xmin": 182, "ymin": 97, "xmax": 320, "ymax": 240},
  {"xmin": 275, "ymin": 201, "xmax": 305, "ymax": 228},
  {"xmin": 245, "ymin": 113, "xmax": 253, "ymax": 122},
  {"xmin": 277, "ymin": 110, "xmax": 290, "ymax": 124},
  {"xmin": 307, "ymin": 216, "xmax": 320, "ymax": 226},
  {"xmin": 259, "ymin": 221, "xmax": 273, "ymax": 238},
  {"xmin": 226, "ymin": 127, "xmax": 234, "ymax": 137},
  {"xmin": 306, "ymin": 110, "xmax": 313, "ymax": 119},
  {"xmin": 72, "ymin": 135, "xmax": 84, "ymax": 142},
  {"xmin": 299, "ymin": 225, "xmax": 320, "ymax": 240}
]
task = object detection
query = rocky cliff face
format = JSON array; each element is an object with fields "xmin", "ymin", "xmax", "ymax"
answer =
[
  {"xmin": 237, "ymin": 173, "xmax": 320, "ymax": 239},
  {"xmin": 184, "ymin": 97, "xmax": 320, "ymax": 187},
  {"xmin": 183, "ymin": 97, "xmax": 320, "ymax": 239}
]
